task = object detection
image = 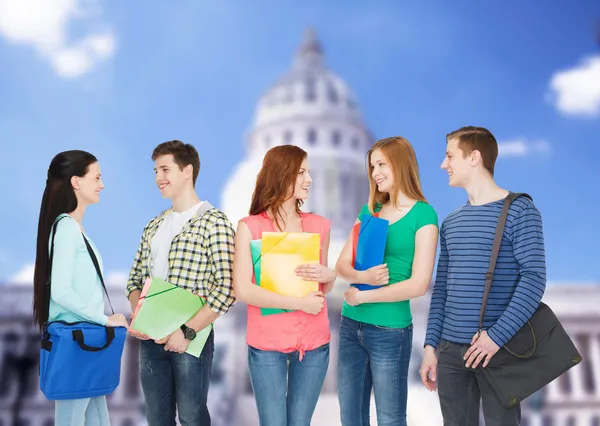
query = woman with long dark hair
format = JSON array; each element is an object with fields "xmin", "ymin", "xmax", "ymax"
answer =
[
  {"xmin": 33, "ymin": 150, "xmax": 128, "ymax": 425},
  {"xmin": 232, "ymin": 145, "xmax": 336, "ymax": 425}
]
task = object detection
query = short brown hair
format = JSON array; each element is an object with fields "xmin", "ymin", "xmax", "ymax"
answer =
[
  {"xmin": 249, "ymin": 145, "xmax": 307, "ymax": 231},
  {"xmin": 152, "ymin": 140, "xmax": 201, "ymax": 186},
  {"xmin": 446, "ymin": 126, "xmax": 498, "ymax": 176},
  {"xmin": 367, "ymin": 137, "xmax": 427, "ymax": 214}
]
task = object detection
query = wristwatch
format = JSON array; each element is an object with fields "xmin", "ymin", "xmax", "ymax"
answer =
[{"xmin": 180, "ymin": 324, "xmax": 197, "ymax": 341}]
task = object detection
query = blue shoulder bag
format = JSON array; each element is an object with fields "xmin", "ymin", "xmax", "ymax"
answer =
[{"xmin": 39, "ymin": 217, "xmax": 127, "ymax": 400}]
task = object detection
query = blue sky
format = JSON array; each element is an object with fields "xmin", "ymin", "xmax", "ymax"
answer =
[{"xmin": 0, "ymin": 0, "xmax": 598, "ymax": 284}]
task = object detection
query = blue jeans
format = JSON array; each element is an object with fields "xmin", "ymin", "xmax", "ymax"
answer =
[
  {"xmin": 337, "ymin": 316, "xmax": 413, "ymax": 426},
  {"xmin": 248, "ymin": 342, "xmax": 330, "ymax": 426},
  {"xmin": 55, "ymin": 396, "xmax": 110, "ymax": 426},
  {"xmin": 139, "ymin": 331, "xmax": 214, "ymax": 426}
]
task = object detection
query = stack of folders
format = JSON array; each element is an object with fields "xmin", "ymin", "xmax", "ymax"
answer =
[
  {"xmin": 130, "ymin": 278, "xmax": 212, "ymax": 357},
  {"xmin": 351, "ymin": 214, "xmax": 389, "ymax": 291},
  {"xmin": 250, "ymin": 232, "xmax": 321, "ymax": 316}
]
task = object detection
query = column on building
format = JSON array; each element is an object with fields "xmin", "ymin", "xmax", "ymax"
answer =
[
  {"xmin": 568, "ymin": 334, "xmax": 587, "ymax": 400},
  {"xmin": 589, "ymin": 333, "xmax": 600, "ymax": 399}
]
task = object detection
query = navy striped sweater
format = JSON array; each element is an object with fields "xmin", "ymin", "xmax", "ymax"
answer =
[{"xmin": 424, "ymin": 195, "xmax": 546, "ymax": 349}]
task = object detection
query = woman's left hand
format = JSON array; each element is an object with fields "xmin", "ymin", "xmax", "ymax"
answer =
[
  {"xmin": 295, "ymin": 264, "xmax": 336, "ymax": 283},
  {"xmin": 344, "ymin": 287, "xmax": 364, "ymax": 306}
]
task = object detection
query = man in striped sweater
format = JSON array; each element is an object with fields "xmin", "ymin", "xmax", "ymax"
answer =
[{"xmin": 420, "ymin": 126, "xmax": 546, "ymax": 425}]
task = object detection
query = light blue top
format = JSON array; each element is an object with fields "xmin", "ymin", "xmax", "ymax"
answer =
[{"xmin": 48, "ymin": 214, "xmax": 108, "ymax": 326}]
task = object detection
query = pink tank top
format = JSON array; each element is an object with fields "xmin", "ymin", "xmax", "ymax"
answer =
[{"xmin": 241, "ymin": 212, "xmax": 331, "ymax": 359}]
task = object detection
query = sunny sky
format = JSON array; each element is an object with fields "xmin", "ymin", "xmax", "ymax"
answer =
[{"xmin": 0, "ymin": 0, "xmax": 598, "ymax": 286}]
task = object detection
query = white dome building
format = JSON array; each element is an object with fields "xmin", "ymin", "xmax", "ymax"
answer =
[
  {"xmin": 220, "ymin": 29, "xmax": 445, "ymax": 423},
  {"xmin": 222, "ymin": 29, "xmax": 373, "ymax": 246}
]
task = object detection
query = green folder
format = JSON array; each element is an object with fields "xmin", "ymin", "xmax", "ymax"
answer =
[
  {"xmin": 250, "ymin": 239, "xmax": 292, "ymax": 316},
  {"xmin": 130, "ymin": 278, "xmax": 212, "ymax": 358}
]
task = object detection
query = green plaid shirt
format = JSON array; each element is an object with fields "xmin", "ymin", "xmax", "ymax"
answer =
[{"xmin": 126, "ymin": 202, "xmax": 236, "ymax": 314}]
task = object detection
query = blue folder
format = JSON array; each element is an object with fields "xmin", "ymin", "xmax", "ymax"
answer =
[{"xmin": 352, "ymin": 214, "xmax": 389, "ymax": 291}]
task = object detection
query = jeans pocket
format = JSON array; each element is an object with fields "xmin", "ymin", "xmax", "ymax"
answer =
[
  {"xmin": 248, "ymin": 345, "xmax": 264, "ymax": 355},
  {"xmin": 372, "ymin": 324, "xmax": 409, "ymax": 332},
  {"xmin": 308, "ymin": 342, "xmax": 330, "ymax": 356},
  {"xmin": 439, "ymin": 339, "xmax": 451, "ymax": 352}
]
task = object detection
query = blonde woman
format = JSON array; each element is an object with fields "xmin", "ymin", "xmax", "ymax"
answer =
[{"xmin": 335, "ymin": 137, "xmax": 439, "ymax": 426}]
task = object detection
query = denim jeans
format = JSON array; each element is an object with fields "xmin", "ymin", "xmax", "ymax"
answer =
[
  {"xmin": 139, "ymin": 330, "xmax": 214, "ymax": 426},
  {"xmin": 337, "ymin": 316, "xmax": 413, "ymax": 426},
  {"xmin": 437, "ymin": 339, "xmax": 521, "ymax": 426},
  {"xmin": 55, "ymin": 396, "xmax": 110, "ymax": 426},
  {"xmin": 248, "ymin": 342, "xmax": 330, "ymax": 426}
]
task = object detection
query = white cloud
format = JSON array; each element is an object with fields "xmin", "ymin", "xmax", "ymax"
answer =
[
  {"xmin": 0, "ymin": 0, "xmax": 115, "ymax": 78},
  {"xmin": 498, "ymin": 139, "xmax": 550, "ymax": 158},
  {"xmin": 548, "ymin": 55, "xmax": 600, "ymax": 118},
  {"xmin": 6, "ymin": 263, "xmax": 128, "ymax": 287},
  {"xmin": 9, "ymin": 262, "xmax": 35, "ymax": 285},
  {"xmin": 221, "ymin": 155, "xmax": 263, "ymax": 227},
  {"xmin": 106, "ymin": 270, "xmax": 129, "ymax": 287}
]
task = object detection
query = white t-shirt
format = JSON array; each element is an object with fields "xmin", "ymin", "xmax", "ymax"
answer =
[{"xmin": 150, "ymin": 201, "xmax": 204, "ymax": 280}]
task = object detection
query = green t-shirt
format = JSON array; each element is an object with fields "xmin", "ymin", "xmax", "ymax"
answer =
[{"xmin": 342, "ymin": 201, "xmax": 438, "ymax": 328}]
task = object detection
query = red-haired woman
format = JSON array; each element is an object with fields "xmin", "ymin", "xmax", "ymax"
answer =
[{"xmin": 232, "ymin": 145, "xmax": 336, "ymax": 426}]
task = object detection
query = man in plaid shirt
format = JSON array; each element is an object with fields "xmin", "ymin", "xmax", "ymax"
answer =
[{"xmin": 126, "ymin": 140, "xmax": 235, "ymax": 426}]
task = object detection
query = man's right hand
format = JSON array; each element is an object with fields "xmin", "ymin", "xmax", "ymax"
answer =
[
  {"xmin": 128, "ymin": 291, "xmax": 150, "ymax": 340},
  {"xmin": 419, "ymin": 345, "xmax": 438, "ymax": 392},
  {"xmin": 297, "ymin": 291, "xmax": 325, "ymax": 315},
  {"xmin": 358, "ymin": 264, "xmax": 389, "ymax": 286}
]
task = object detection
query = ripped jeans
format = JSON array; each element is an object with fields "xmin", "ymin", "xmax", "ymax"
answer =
[{"xmin": 139, "ymin": 331, "xmax": 214, "ymax": 426}]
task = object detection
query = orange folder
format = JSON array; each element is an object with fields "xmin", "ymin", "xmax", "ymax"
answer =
[{"xmin": 260, "ymin": 232, "xmax": 320, "ymax": 298}]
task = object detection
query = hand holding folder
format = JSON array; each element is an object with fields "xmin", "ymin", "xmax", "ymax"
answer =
[
  {"xmin": 260, "ymin": 232, "xmax": 321, "ymax": 298},
  {"xmin": 351, "ymin": 214, "xmax": 389, "ymax": 291},
  {"xmin": 130, "ymin": 278, "xmax": 212, "ymax": 357},
  {"xmin": 250, "ymin": 239, "xmax": 291, "ymax": 316}
]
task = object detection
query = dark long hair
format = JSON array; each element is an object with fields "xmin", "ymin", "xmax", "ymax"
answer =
[
  {"xmin": 33, "ymin": 150, "xmax": 98, "ymax": 330},
  {"xmin": 249, "ymin": 145, "xmax": 307, "ymax": 231}
]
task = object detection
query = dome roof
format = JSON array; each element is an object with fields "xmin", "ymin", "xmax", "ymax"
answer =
[
  {"xmin": 252, "ymin": 29, "xmax": 365, "ymax": 130},
  {"xmin": 223, "ymin": 29, "xmax": 373, "ymax": 242}
]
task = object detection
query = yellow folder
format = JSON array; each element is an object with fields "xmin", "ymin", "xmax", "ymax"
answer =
[{"xmin": 260, "ymin": 232, "xmax": 320, "ymax": 298}]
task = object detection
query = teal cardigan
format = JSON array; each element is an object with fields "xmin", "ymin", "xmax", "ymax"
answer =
[{"xmin": 48, "ymin": 214, "xmax": 108, "ymax": 325}]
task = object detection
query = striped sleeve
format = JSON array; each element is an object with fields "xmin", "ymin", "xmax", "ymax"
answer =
[
  {"xmin": 487, "ymin": 206, "xmax": 547, "ymax": 347},
  {"xmin": 205, "ymin": 215, "xmax": 236, "ymax": 314},
  {"xmin": 424, "ymin": 222, "xmax": 448, "ymax": 349}
]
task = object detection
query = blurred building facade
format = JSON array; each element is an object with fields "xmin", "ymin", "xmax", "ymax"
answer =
[{"xmin": 0, "ymin": 284, "xmax": 599, "ymax": 425}]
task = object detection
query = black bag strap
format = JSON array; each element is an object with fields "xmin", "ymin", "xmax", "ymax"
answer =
[
  {"xmin": 478, "ymin": 192, "xmax": 533, "ymax": 334},
  {"xmin": 82, "ymin": 233, "xmax": 115, "ymax": 315},
  {"xmin": 45, "ymin": 216, "xmax": 114, "ymax": 327},
  {"xmin": 72, "ymin": 327, "xmax": 115, "ymax": 352}
]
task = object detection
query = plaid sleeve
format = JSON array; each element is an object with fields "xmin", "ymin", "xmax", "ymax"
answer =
[
  {"xmin": 205, "ymin": 215, "xmax": 236, "ymax": 314},
  {"xmin": 126, "ymin": 230, "xmax": 146, "ymax": 298}
]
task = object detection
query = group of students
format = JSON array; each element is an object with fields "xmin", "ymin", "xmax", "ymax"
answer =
[{"xmin": 32, "ymin": 125, "xmax": 546, "ymax": 426}]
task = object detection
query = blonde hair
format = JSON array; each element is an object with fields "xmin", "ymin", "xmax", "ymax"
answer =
[{"xmin": 367, "ymin": 136, "xmax": 427, "ymax": 214}]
